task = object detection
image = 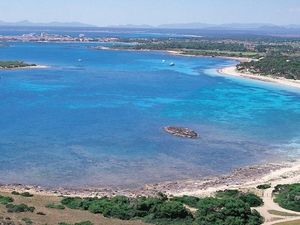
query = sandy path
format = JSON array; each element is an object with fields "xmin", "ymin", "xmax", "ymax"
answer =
[{"xmin": 255, "ymin": 187, "xmax": 300, "ymax": 225}]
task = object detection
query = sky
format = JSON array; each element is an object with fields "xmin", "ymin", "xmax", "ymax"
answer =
[{"xmin": 0, "ymin": 0, "xmax": 299, "ymax": 26}]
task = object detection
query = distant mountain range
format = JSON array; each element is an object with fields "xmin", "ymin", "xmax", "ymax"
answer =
[
  {"xmin": 0, "ymin": 20, "xmax": 299, "ymax": 31},
  {"xmin": 0, "ymin": 20, "xmax": 95, "ymax": 27},
  {"xmin": 114, "ymin": 23, "xmax": 300, "ymax": 30}
]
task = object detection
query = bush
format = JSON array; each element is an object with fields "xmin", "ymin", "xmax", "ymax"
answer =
[
  {"xmin": 171, "ymin": 195, "xmax": 200, "ymax": 208},
  {"xmin": 239, "ymin": 193, "xmax": 264, "ymax": 207},
  {"xmin": 62, "ymin": 195, "xmax": 192, "ymax": 224},
  {"xmin": 88, "ymin": 196, "xmax": 136, "ymax": 220},
  {"xmin": 75, "ymin": 222, "xmax": 93, "ymax": 225},
  {"xmin": 273, "ymin": 183, "xmax": 300, "ymax": 212},
  {"xmin": 0, "ymin": 195, "xmax": 14, "ymax": 205},
  {"xmin": 257, "ymin": 184, "xmax": 271, "ymax": 190},
  {"xmin": 61, "ymin": 194, "xmax": 263, "ymax": 225},
  {"xmin": 194, "ymin": 198, "xmax": 263, "ymax": 225},
  {"xmin": 216, "ymin": 190, "xmax": 263, "ymax": 207},
  {"xmin": 151, "ymin": 201, "xmax": 191, "ymax": 219},
  {"xmin": 61, "ymin": 197, "xmax": 85, "ymax": 209},
  {"xmin": 45, "ymin": 203, "xmax": 65, "ymax": 210},
  {"xmin": 20, "ymin": 192, "xmax": 33, "ymax": 197},
  {"xmin": 11, "ymin": 191, "xmax": 33, "ymax": 197},
  {"xmin": 6, "ymin": 203, "xmax": 35, "ymax": 213}
]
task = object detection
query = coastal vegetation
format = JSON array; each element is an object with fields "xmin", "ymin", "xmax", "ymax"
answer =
[
  {"xmin": 237, "ymin": 55, "xmax": 300, "ymax": 80},
  {"xmin": 273, "ymin": 183, "xmax": 300, "ymax": 212},
  {"xmin": 61, "ymin": 191, "xmax": 264, "ymax": 225},
  {"xmin": 215, "ymin": 190, "xmax": 264, "ymax": 207},
  {"xmin": 0, "ymin": 61, "xmax": 36, "ymax": 69}
]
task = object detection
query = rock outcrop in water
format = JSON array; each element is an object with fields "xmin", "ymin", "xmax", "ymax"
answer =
[{"xmin": 164, "ymin": 126, "xmax": 198, "ymax": 139}]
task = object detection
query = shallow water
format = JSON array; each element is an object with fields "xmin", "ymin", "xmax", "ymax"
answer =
[{"xmin": 0, "ymin": 42, "xmax": 300, "ymax": 188}]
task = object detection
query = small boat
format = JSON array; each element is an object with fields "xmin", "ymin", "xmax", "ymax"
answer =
[
  {"xmin": 169, "ymin": 62, "xmax": 175, "ymax": 66},
  {"xmin": 162, "ymin": 60, "xmax": 166, "ymax": 63},
  {"xmin": 77, "ymin": 59, "xmax": 83, "ymax": 62}
]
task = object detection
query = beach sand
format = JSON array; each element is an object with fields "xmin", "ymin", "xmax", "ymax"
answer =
[{"xmin": 218, "ymin": 66, "xmax": 300, "ymax": 90}]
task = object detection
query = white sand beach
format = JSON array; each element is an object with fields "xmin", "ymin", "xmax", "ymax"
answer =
[{"xmin": 218, "ymin": 66, "xmax": 300, "ymax": 90}]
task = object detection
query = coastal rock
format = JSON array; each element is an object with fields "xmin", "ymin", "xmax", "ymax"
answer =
[{"xmin": 164, "ymin": 126, "xmax": 199, "ymax": 139}]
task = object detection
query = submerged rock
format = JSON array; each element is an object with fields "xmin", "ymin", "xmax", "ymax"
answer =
[{"xmin": 164, "ymin": 126, "xmax": 199, "ymax": 139}]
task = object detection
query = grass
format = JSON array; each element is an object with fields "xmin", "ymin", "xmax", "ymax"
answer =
[
  {"xmin": 273, "ymin": 219, "xmax": 300, "ymax": 225},
  {"xmin": 268, "ymin": 210, "xmax": 300, "ymax": 217}
]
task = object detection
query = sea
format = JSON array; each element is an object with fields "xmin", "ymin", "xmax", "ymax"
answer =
[{"xmin": 0, "ymin": 27, "xmax": 299, "ymax": 188}]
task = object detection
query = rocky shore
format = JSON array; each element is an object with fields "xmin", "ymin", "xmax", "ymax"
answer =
[{"xmin": 1, "ymin": 160, "xmax": 299, "ymax": 199}]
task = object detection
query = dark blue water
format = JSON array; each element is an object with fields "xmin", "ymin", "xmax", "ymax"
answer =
[{"xmin": 0, "ymin": 42, "xmax": 300, "ymax": 188}]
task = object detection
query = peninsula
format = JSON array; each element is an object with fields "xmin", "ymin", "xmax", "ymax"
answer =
[{"xmin": 0, "ymin": 61, "xmax": 37, "ymax": 69}]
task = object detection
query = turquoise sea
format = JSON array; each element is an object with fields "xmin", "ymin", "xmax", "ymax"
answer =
[{"xmin": 0, "ymin": 40, "xmax": 300, "ymax": 188}]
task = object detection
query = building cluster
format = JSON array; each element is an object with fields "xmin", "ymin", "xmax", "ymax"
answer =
[{"xmin": 0, "ymin": 33, "xmax": 119, "ymax": 43}]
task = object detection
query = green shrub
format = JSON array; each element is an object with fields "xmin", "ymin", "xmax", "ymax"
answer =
[
  {"xmin": 194, "ymin": 198, "xmax": 263, "ymax": 225},
  {"xmin": 74, "ymin": 222, "xmax": 93, "ymax": 225},
  {"xmin": 151, "ymin": 201, "xmax": 191, "ymax": 219},
  {"xmin": 46, "ymin": 203, "xmax": 65, "ymax": 210},
  {"xmin": 0, "ymin": 195, "xmax": 14, "ymax": 205},
  {"xmin": 273, "ymin": 183, "xmax": 300, "ymax": 212},
  {"xmin": 20, "ymin": 192, "xmax": 33, "ymax": 197},
  {"xmin": 61, "ymin": 197, "xmax": 85, "ymax": 209},
  {"xmin": 239, "ymin": 193, "xmax": 264, "ymax": 207},
  {"xmin": 257, "ymin": 184, "xmax": 271, "ymax": 190},
  {"xmin": 6, "ymin": 203, "xmax": 35, "ymax": 213},
  {"xmin": 216, "ymin": 190, "xmax": 263, "ymax": 207},
  {"xmin": 171, "ymin": 195, "xmax": 200, "ymax": 208},
  {"xmin": 61, "ymin": 194, "xmax": 263, "ymax": 225}
]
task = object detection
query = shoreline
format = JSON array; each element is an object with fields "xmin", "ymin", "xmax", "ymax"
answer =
[
  {"xmin": 218, "ymin": 66, "xmax": 300, "ymax": 90},
  {"xmin": 1, "ymin": 159, "xmax": 300, "ymax": 198}
]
